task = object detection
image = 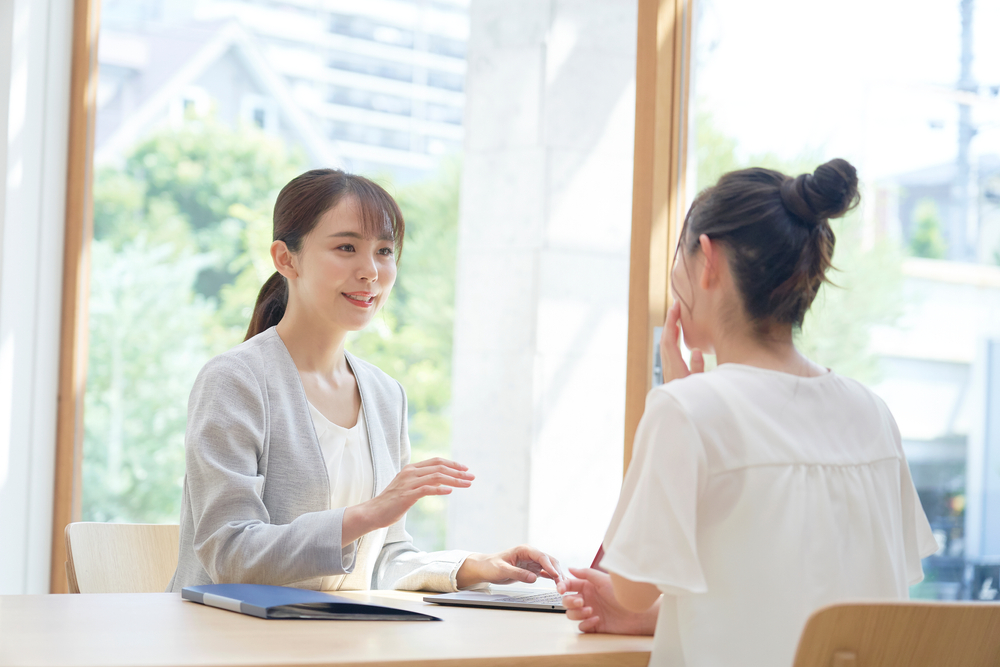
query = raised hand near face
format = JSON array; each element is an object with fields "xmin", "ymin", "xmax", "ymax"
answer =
[{"xmin": 660, "ymin": 301, "xmax": 705, "ymax": 384}]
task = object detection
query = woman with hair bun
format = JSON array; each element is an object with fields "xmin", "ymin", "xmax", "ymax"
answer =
[
  {"xmin": 168, "ymin": 169, "xmax": 561, "ymax": 593},
  {"xmin": 558, "ymin": 159, "xmax": 937, "ymax": 666}
]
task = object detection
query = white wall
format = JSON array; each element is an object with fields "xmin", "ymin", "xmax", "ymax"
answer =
[
  {"xmin": 0, "ymin": 0, "xmax": 72, "ymax": 594},
  {"xmin": 448, "ymin": 0, "xmax": 637, "ymax": 569}
]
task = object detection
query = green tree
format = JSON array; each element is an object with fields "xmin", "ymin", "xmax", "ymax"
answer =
[
  {"xmin": 694, "ymin": 108, "xmax": 742, "ymax": 192},
  {"xmin": 84, "ymin": 119, "xmax": 303, "ymax": 523},
  {"xmin": 83, "ymin": 239, "xmax": 214, "ymax": 522},
  {"xmin": 797, "ymin": 213, "xmax": 904, "ymax": 385},
  {"xmin": 105, "ymin": 117, "xmax": 304, "ymax": 349},
  {"xmin": 909, "ymin": 198, "xmax": 947, "ymax": 259}
]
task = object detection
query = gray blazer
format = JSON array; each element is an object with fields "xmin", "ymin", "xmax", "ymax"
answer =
[{"xmin": 167, "ymin": 327, "xmax": 469, "ymax": 592}]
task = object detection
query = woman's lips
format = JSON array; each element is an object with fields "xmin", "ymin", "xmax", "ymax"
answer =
[{"xmin": 343, "ymin": 292, "xmax": 376, "ymax": 308}]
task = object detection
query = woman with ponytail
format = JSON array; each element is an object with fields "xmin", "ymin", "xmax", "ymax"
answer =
[
  {"xmin": 168, "ymin": 169, "xmax": 561, "ymax": 593},
  {"xmin": 557, "ymin": 159, "xmax": 938, "ymax": 666}
]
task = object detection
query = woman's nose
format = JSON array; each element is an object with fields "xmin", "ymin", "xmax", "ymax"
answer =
[{"xmin": 357, "ymin": 255, "xmax": 378, "ymax": 282}]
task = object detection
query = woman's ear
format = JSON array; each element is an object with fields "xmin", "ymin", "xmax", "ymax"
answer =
[
  {"xmin": 271, "ymin": 240, "xmax": 297, "ymax": 280},
  {"xmin": 697, "ymin": 234, "xmax": 719, "ymax": 290}
]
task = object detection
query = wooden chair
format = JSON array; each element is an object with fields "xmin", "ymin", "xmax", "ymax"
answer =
[
  {"xmin": 792, "ymin": 601, "xmax": 1000, "ymax": 666},
  {"xmin": 65, "ymin": 522, "xmax": 180, "ymax": 594}
]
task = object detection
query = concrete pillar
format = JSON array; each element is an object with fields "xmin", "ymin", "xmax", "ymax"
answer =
[{"xmin": 448, "ymin": 0, "xmax": 637, "ymax": 569}]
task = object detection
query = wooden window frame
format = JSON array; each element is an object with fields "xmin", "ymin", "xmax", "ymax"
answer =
[
  {"xmin": 625, "ymin": 0, "xmax": 694, "ymax": 472},
  {"xmin": 49, "ymin": 0, "xmax": 694, "ymax": 591},
  {"xmin": 51, "ymin": 0, "xmax": 100, "ymax": 594}
]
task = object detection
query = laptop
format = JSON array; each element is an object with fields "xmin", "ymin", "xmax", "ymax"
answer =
[
  {"xmin": 423, "ymin": 587, "xmax": 567, "ymax": 612},
  {"xmin": 422, "ymin": 546, "xmax": 606, "ymax": 613}
]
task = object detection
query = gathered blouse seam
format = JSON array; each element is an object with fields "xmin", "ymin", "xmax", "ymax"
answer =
[{"xmin": 709, "ymin": 455, "xmax": 903, "ymax": 477}]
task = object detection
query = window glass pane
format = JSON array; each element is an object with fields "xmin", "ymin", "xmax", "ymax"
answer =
[
  {"xmin": 86, "ymin": 0, "xmax": 470, "ymax": 553},
  {"xmin": 329, "ymin": 13, "xmax": 416, "ymax": 48},
  {"xmin": 85, "ymin": 0, "xmax": 635, "ymax": 575},
  {"xmin": 328, "ymin": 53, "xmax": 415, "ymax": 82},
  {"xmin": 690, "ymin": 0, "xmax": 1000, "ymax": 601}
]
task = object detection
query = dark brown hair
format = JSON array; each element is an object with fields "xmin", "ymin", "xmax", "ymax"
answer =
[
  {"xmin": 678, "ymin": 157, "xmax": 860, "ymax": 334},
  {"xmin": 244, "ymin": 169, "xmax": 405, "ymax": 340}
]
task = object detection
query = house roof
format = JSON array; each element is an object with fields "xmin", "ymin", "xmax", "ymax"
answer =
[{"xmin": 95, "ymin": 20, "xmax": 340, "ymax": 167}]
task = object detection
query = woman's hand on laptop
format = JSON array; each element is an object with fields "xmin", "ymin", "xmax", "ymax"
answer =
[
  {"xmin": 456, "ymin": 545, "xmax": 564, "ymax": 589},
  {"xmin": 557, "ymin": 567, "xmax": 657, "ymax": 635}
]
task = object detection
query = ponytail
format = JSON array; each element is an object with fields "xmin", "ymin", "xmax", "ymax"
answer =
[{"xmin": 244, "ymin": 271, "xmax": 288, "ymax": 341}]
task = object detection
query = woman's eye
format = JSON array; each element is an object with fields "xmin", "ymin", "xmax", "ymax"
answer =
[
  {"xmin": 336, "ymin": 244, "xmax": 355, "ymax": 252},
  {"xmin": 378, "ymin": 247, "xmax": 394, "ymax": 256}
]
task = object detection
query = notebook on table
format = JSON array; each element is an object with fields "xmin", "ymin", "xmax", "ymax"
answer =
[{"xmin": 182, "ymin": 583, "xmax": 441, "ymax": 621}]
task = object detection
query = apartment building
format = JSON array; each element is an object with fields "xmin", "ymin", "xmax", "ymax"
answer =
[{"xmin": 100, "ymin": 0, "xmax": 469, "ymax": 181}]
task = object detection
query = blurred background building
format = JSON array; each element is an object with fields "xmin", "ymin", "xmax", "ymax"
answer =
[{"xmin": 97, "ymin": 0, "xmax": 468, "ymax": 181}]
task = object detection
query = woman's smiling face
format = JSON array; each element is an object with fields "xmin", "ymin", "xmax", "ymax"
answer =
[{"xmin": 289, "ymin": 196, "xmax": 397, "ymax": 332}]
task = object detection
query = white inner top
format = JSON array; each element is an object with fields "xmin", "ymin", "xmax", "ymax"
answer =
[
  {"xmin": 307, "ymin": 400, "xmax": 376, "ymax": 591},
  {"xmin": 601, "ymin": 364, "xmax": 939, "ymax": 667}
]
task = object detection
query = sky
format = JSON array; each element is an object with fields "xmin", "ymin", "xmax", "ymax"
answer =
[{"xmin": 694, "ymin": 0, "xmax": 1000, "ymax": 180}]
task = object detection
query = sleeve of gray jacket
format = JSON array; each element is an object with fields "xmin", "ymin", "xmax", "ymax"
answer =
[
  {"xmin": 372, "ymin": 380, "xmax": 471, "ymax": 592},
  {"xmin": 186, "ymin": 355, "xmax": 354, "ymax": 585}
]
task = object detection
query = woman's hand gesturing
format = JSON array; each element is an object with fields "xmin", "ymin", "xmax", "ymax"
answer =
[
  {"xmin": 660, "ymin": 301, "xmax": 704, "ymax": 384},
  {"xmin": 342, "ymin": 458, "xmax": 473, "ymax": 546},
  {"xmin": 370, "ymin": 457, "xmax": 474, "ymax": 527}
]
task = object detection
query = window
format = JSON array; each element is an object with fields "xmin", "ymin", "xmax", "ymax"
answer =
[
  {"xmin": 240, "ymin": 94, "xmax": 277, "ymax": 131},
  {"xmin": 427, "ymin": 69, "xmax": 463, "ymax": 92},
  {"xmin": 329, "ymin": 88, "xmax": 413, "ymax": 116},
  {"xmin": 328, "ymin": 121, "xmax": 411, "ymax": 151},
  {"xmin": 83, "ymin": 0, "xmax": 469, "ymax": 553},
  {"xmin": 425, "ymin": 103, "xmax": 463, "ymax": 125},
  {"xmin": 328, "ymin": 53, "xmax": 413, "ymax": 83},
  {"xmin": 427, "ymin": 35, "xmax": 466, "ymax": 59},
  {"xmin": 688, "ymin": 0, "xmax": 1000, "ymax": 601},
  {"xmin": 170, "ymin": 86, "xmax": 210, "ymax": 125},
  {"xmin": 329, "ymin": 13, "xmax": 415, "ymax": 49}
]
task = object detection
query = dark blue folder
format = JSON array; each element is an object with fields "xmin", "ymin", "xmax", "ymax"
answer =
[{"xmin": 182, "ymin": 584, "xmax": 441, "ymax": 621}]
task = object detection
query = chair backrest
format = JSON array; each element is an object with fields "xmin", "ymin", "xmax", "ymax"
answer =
[
  {"xmin": 65, "ymin": 522, "xmax": 180, "ymax": 594},
  {"xmin": 792, "ymin": 601, "xmax": 1000, "ymax": 667}
]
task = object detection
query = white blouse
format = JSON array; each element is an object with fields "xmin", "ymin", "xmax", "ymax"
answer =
[
  {"xmin": 602, "ymin": 364, "xmax": 938, "ymax": 667},
  {"xmin": 307, "ymin": 401, "xmax": 377, "ymax": 591}
]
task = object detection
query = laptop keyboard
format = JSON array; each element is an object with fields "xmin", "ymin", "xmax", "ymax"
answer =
[{"xmin": 492, "ymin": 591, "xmax": 564, "ymax": 606}]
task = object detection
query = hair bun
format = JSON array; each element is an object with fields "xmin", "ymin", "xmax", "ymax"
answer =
[{"xmin": 780, "ymin": 158, "xmax": 860, "ymax": 227}]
